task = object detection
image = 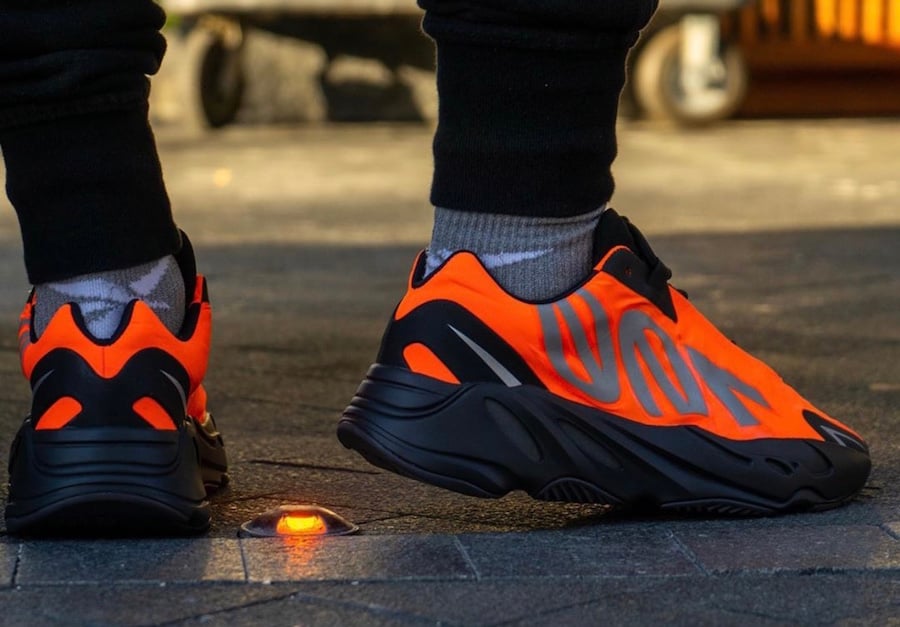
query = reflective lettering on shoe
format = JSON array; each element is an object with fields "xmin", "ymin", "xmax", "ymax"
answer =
[
  {"xmin": 686, "ymin": 347, "xmax": 767, "ymax": 427},
  {"xmin": 539, "ymin": 287, "xmax": 765, "ymax": 427},
  {"xmin": 538, "ymin": 291, "xmax": 620, "ymax": 403},
  {"xmin": 618, "ymin": 309, "xmax": 708, "ymax": 418}
]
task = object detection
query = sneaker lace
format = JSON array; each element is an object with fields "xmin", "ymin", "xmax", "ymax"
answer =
[{"xmin": 622, "ymin": 216, "xmax": 689, "ymax": 299}]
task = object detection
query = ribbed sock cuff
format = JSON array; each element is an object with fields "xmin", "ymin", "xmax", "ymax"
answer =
[
  {"xmin": 1, "ymin": 107, "xmax": 180, "ymax": 284},
  {"xmin": 35, "ymin": 255, "xmax": 185, "ymax": 339},
  {"xmin": 427, "ymin": 37, "xmax": 632, "ymax": 218},
  {"xmin": 426, "ymin": 205, "xmax": 604, "ymax": 300}
]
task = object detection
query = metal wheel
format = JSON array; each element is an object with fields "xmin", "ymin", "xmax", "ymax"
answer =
[
  {"xmin": 179, "ymin": 17, "xmax": 245, "ymax": 130},
  {"xmin": 634, "ymin": 20, "xmax": 748, "ymax": 125}
]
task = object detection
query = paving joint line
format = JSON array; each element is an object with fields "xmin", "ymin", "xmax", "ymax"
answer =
[
  {"xmin": 453, "ymin": 536, "xmax": 481, "ymax": 581},
  {"xmin": 487, "ymin": 591, "xmax": 631, "ymax": 627},
  {"xmin": 669, "ymin": 531, "xmax": 711, "ymax": 576},
  {"xmin": 282, "ymin": 590, "xmax": 453, "ymax": 626},
  {"xmin": 704, "ymin": 566, "xmax": 900, "ymax": 578},
  {"xmin": 156, "ymin": 587, "xmax": 451, "ymax": 626},
  {"xmin": 153, "ymin": 589, "xmax": 302, "ymax": 627},
  {"xmin": 245, "ymin": 574, "xmax": 476, "ymax": 585},
  {"xmin": 708, "ymin": 603, "xmax": 791, "ymax": 624},
  {"xmin": 10, "ymin": 542, "xmax": 22, "ymax": 588},
  {"xmin": 14, "ymin": 581, "xmax": 252, "ymax": 589},
  {"xmin": 880, "ymin": 523, "xmax": 900, "ymax": 540},
  {"xmin": 237, "ymin": 535, "xmax": 250, "ymax": 583}
]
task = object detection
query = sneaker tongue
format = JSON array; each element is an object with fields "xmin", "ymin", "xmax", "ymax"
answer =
[
  {"xmin": 593, "ymin": 209, "xmax": 677, "ymax": 301},
  {"xmin": 592, "ymin": 208, "xmax": 640, "ymax": 264}
]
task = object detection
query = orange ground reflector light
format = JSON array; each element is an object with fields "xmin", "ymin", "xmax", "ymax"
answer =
[{"xmin": 241, "ymin": 505, "xmax": 359, "ymax": 538}]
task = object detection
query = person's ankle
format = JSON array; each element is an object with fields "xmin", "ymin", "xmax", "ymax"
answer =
[
  {"xmin": 34, "ymin": 256, "xmax": 185, "ymax": 339},
  {"xmin": 425, "ymin": 206, "xmax": 605, "ymax": 300}
]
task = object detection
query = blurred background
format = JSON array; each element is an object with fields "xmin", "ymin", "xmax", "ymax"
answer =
[
  {"xmin": 121, "ymin": 0, "xmax": 900, "ymax": 251},
  {"xmin": 152, "ymin": 0, "xmax": 900, "ymax": 129}
]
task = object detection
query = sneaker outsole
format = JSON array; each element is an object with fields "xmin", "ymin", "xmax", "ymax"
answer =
[
  {"xmin": 5, "ymin": 415, "xmax": 228, "ymax": 536},
  {"xmin": 338, "ymin": 365, "xmax": 870, "ymax": 517}
]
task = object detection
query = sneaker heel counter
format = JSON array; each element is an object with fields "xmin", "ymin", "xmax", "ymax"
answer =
[{"xmin": 28, "ymin": 342, "xmax": 191, "ymax": 432}]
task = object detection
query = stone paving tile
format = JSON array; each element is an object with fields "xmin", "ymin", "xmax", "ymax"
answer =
[
  {"xmin": 174, "ymin": 593, "xmax": 431, "ymax": 627},
  {"xmin": 676, "ymin": 525, "xmax": 900, "ymax": 573},
  {"xmin": 509, "ymin": 601, "xmax": 785, "ymax": 627},
  {"xmin": 270, "ymin": 574, "xmax": 900, "ymax": 627},
  {"xmin": 16, "ymin": 539, "xmax": 244, "ymax": 584},
  {"xmin": 241, "ymin": 535, "xmax": 474, "ymax": 583},
  {"xmin": 0, "ymin": 574, "xmax": 897, "ymax": 626},
  {"xmin": 291, "ymin": 580, "xmax": 637, "ymax": 626},
  {"xmin": 458, "ymin": 530, "xmax": 699, "ymax": 578},
  {"xmin": 504, "ymin": 575, "xmax": 900, "ymax": 627},
  {"xmin": 0, "ymin": 584, "xmax": 297, "ymax": 627},
  {"xmin": 884, "ymin": 522, "xmax": 900, "ymax": 539}
]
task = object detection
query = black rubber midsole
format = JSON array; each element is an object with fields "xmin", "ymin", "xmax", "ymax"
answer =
[
  {"xmin": 338, "ymin": 365, "xmax": 871, "ymax": 512},
  {"xmin": 5, "ymin": 414, "xmax": 228, "ymax": 533}
]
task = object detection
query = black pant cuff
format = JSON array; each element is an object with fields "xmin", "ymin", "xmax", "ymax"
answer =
[
  {"xmin": 429, "ymin": 39, "xmax": 631, "ymax": 217},
  {"xmin": 1, "ymin": 107, "xmax": 180, "ymax": 283}
]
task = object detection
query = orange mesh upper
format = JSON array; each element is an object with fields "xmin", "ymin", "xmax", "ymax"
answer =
[{"xmin": 393, "ymin": 251, "xmax": 860, "ymax": 443}]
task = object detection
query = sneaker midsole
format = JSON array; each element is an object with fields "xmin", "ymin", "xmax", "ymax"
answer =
[{"xmin": 339, "ymin": 365, "xmax": 870, "ymax": 510}]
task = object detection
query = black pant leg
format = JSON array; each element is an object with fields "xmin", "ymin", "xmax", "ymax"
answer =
[
  {"xmin": 419, "ymin": 0, "xmax": 659, "ymax": 218},
  {"xmin": 0, "ymin": 0, "xmax": 179, "ymax": 284}
]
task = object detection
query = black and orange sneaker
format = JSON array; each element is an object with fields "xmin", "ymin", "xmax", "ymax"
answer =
[
  {"xmin": 5, "ymin": 235, "xmax": 228, "ymax": 535},
  {"xmin": 338, "ymin": 210, "xmax": 870, "ymax": 515}
]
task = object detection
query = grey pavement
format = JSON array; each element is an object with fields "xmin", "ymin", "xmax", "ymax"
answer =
[{"xmin": 0, "ymin": 120, "xmax": 897, "ymax": 625}]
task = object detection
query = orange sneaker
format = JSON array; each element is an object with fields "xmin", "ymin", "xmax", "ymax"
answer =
[
  {"xmin": 5, "ymin": 234, "xmax": 228, "ymax": 534},
  {"xmin": 339, "ymin": 210, "xmax": 870, "ymax": 515}
]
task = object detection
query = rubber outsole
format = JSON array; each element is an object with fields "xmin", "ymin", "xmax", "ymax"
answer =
[
  {"xmin": 338, "ymin": 365, "xmax": 871, "ymax": 517},
  {"xmin": 5, "ymin": 414, "xmax": 228, "ymax": 536}
]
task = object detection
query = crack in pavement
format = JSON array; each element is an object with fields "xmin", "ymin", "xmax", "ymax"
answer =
[
  {"xmin": 245, "ymin": 459, "xmax": 381, "ymax": 475},
  {"xmin": 215, "ymin": 490, "xmax": 288, "ymax": 504},
  {"xmin": 670, "ymin": 530, "xmax": 711, "ymax": 576},
  {"xmin": 152, "ymin": 589, "xmax": 302, "ymax": 627},
  {"xmin": 153, "ymin": 586, "xmax": 449, "ymax": 626},
  {"xmin": 486, "ymin": 586, "xmax": 647, "ymax": 627}
]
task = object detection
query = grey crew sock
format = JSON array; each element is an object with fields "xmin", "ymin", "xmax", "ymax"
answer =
[
  {"xmin": 34, "ymin": 256, "xmax": 185, "ymax": 339},
  {"xmin": 425, "ymin": 206, "xmax": 604, "ymax": 300}
]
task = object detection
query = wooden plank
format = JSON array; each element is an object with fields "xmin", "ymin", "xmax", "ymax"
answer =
[
  {"xmin": 762, "ymin": 0, "xmax": 781, "ymax": 27},
  {"xmin": 742, "ymin": 40, "xmax": 900, "ymax": 71},
  {"xmin": 891, "ymin": 0, "xmax": 900, "ymax": 46},
  {"xmin": 861, "ymin": 0, "xmax": 886, "ymax": 45},
  {"xmin": 816, "ymin": 0, "xmax": 839, "ymax": 38},
  {"xmin": 739, "ymin": 72, "xmax": 900, "ymax": 117},
  {"xmin": 792, "ymin": 0, "xmax": 810, "ymax": 43},
  {"xmin": 740, "ymin": 3, "xmax": 760, "ymax": 43},
  {"xmin": 838, "ymin": 0, "xmax": 860, "ymax": 40}
]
